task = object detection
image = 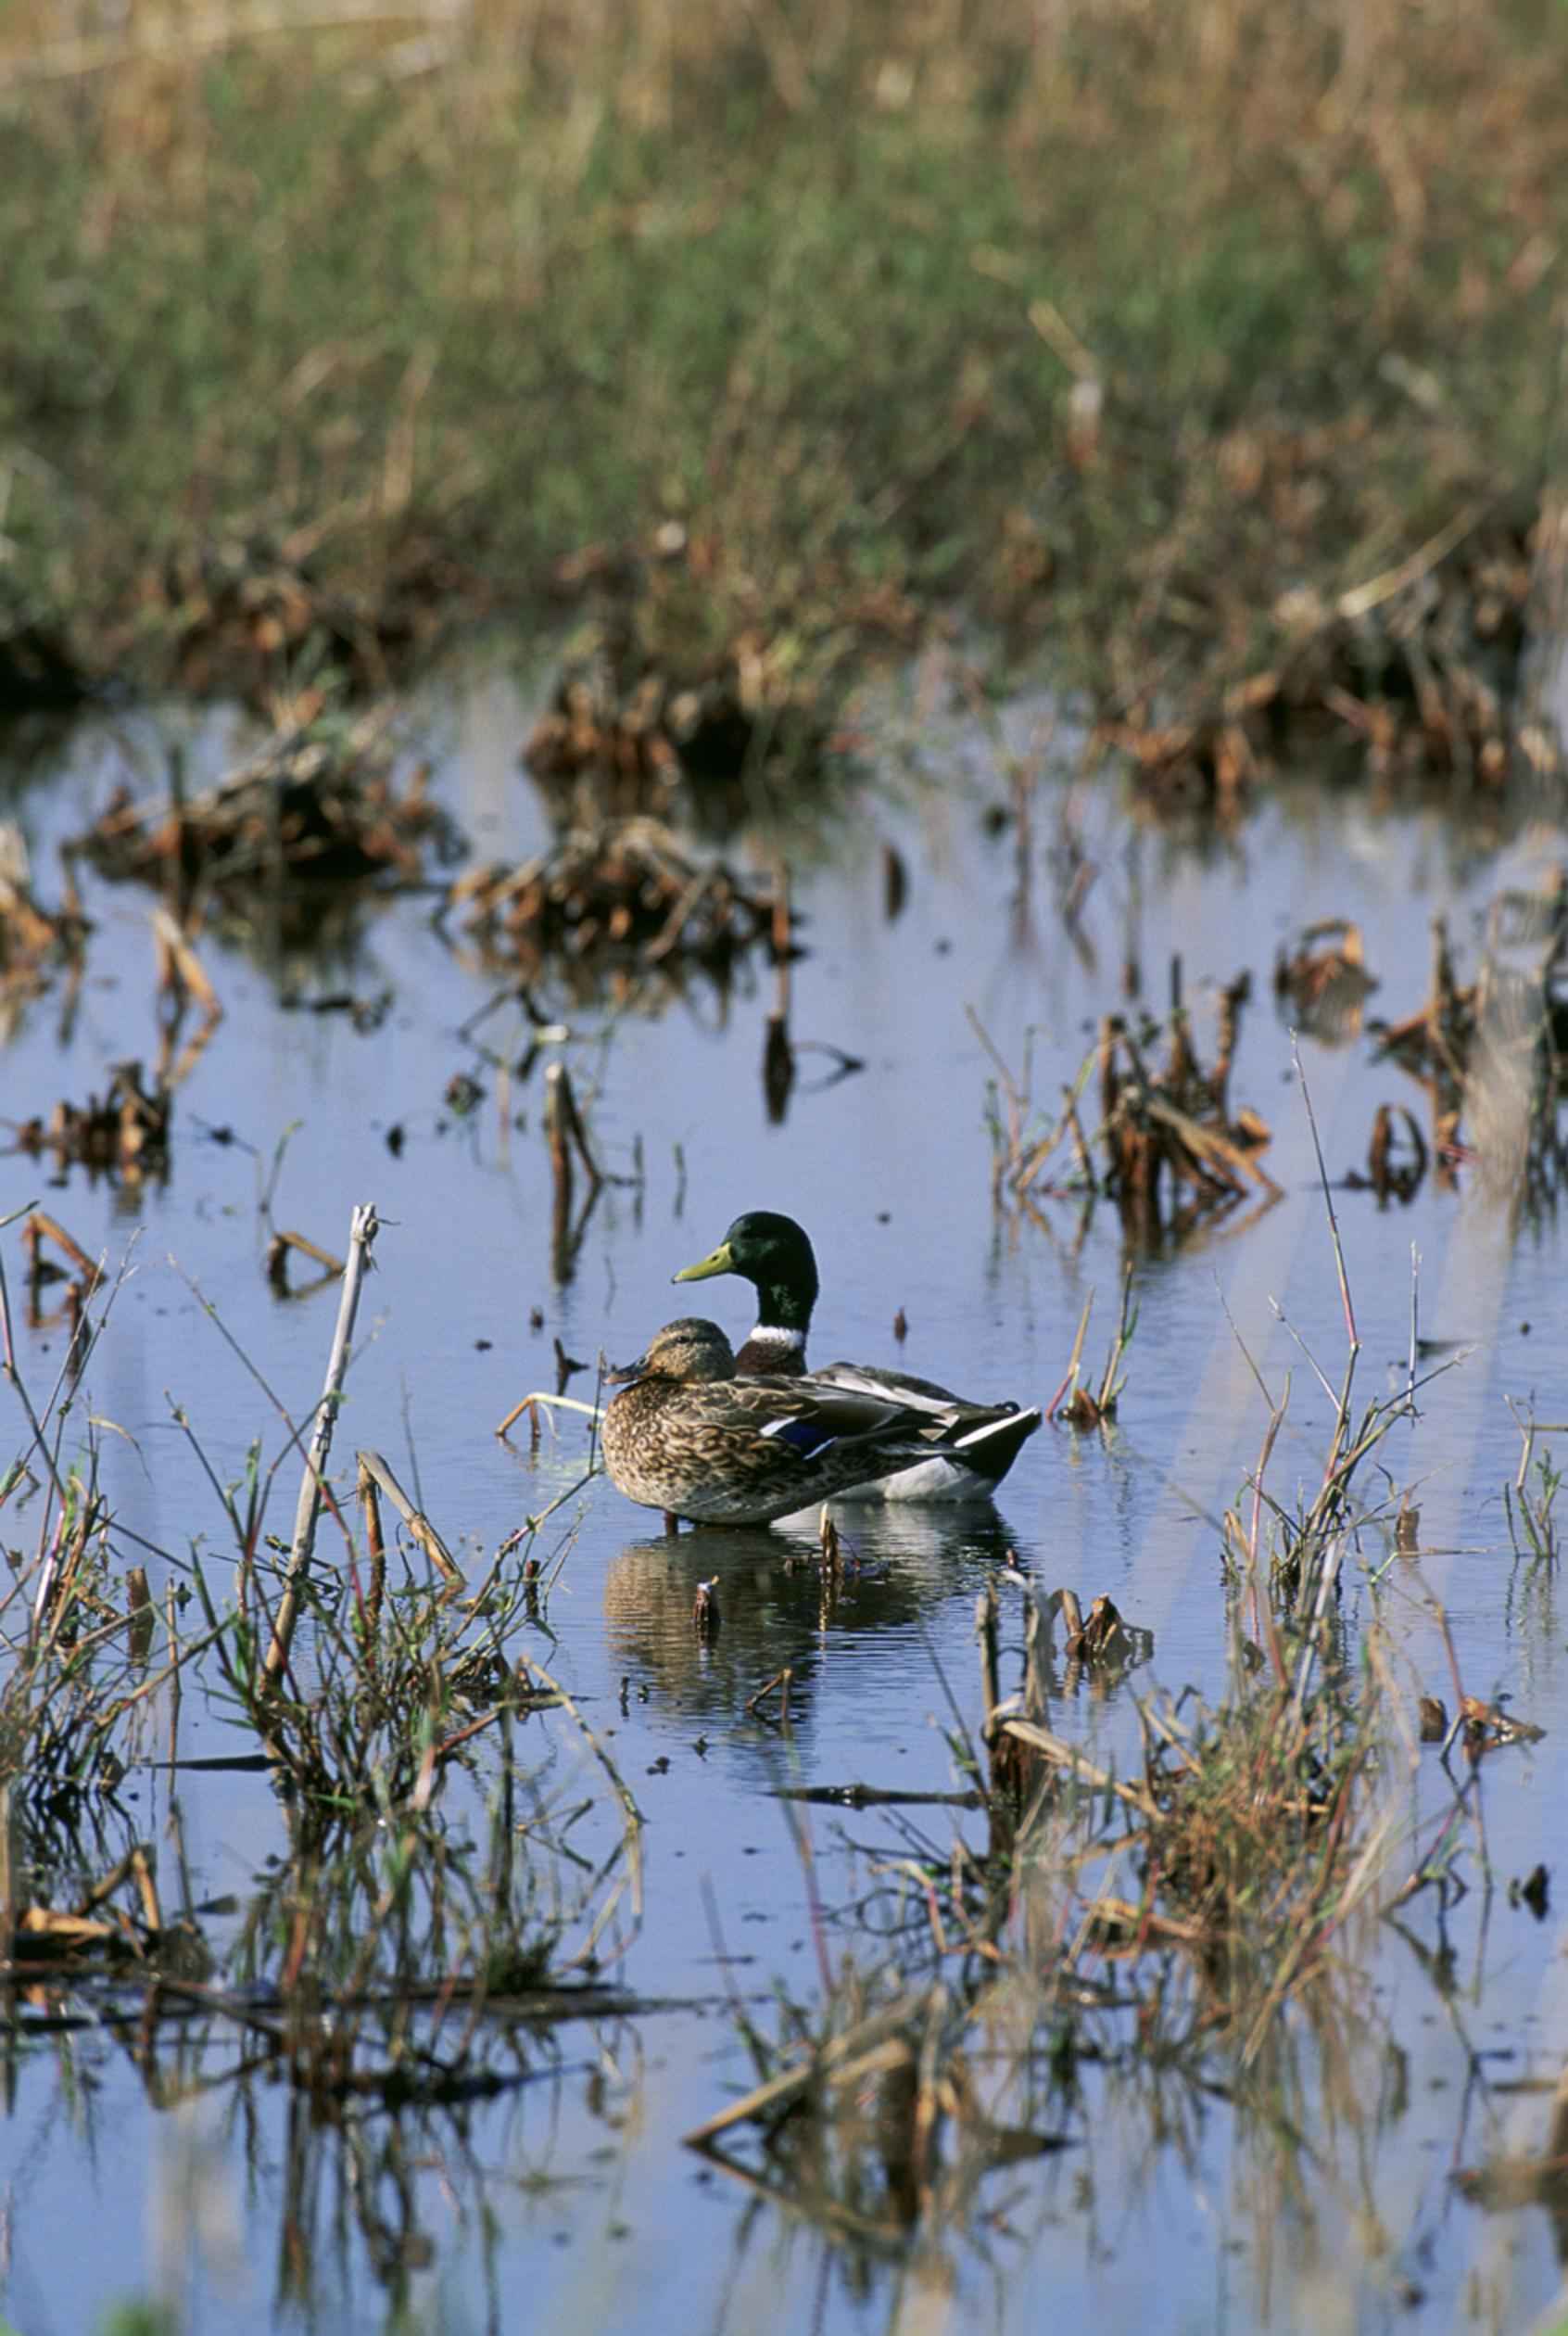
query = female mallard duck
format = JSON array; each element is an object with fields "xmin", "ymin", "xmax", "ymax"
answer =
[
  {"xmin": 601, "ymin": 1316, "xmax": 984, "ymax": 1527},
  {"xmin": 672, "ymin": 1212, "xmax": 1041, "ymax": 1501}
]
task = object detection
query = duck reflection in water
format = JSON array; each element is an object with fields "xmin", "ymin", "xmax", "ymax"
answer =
[{"xmin": 601, "ymin": 1506, "xmax": 1030, "ymax": 1731}]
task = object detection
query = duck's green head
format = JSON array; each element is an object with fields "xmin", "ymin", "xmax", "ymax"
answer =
[
  {"xmin": 673, "ymin": 1211, "xmax": 819, "ymax": 1331},
  {"xmin": 608, "ymin": 1316, "xmax": 736, "ymax": 1386}
]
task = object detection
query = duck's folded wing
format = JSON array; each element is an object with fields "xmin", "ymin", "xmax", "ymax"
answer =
[
  {"xmin": 814, "ymin": 1358, "xmax": 1018, "ymax": 1428},
  {"xmin": 719, "ymin": 1375, "xmax": 946, "ymax": 1446}
]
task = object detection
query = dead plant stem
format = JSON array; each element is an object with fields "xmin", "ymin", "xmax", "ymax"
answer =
[{"xmin": 263, "ymin": 1202, "xmax": 379, "ymax": 1686}]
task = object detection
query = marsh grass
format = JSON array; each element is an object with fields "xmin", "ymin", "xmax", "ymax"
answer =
[
  {"xmin": 0, "ymin": 0, "xmax": 1562, "ymax": 749},
  {"xmin": 682, "ymin": 1499, "xmax": 1443, "ymax": 2285},
  {"xmin": 0, "ymin": 1207, "xmax": 644, "ymax": 2173},
  {"xmin": 1504, "ymin": 1403, "xmax": 1566, "ymax": 1578},
  {"xmin": 685, "ymin": 1586, "xmax": 1407, "ymax": 2271}
]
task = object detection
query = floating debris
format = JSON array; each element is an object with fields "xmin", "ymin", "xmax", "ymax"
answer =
[
  {"xmin": 978, "ymin": 971, "xmax": 1273, "ymax": 1238},
  {"xmin": 69, "ymin": 713, "xmax": 463, "ymax": 946},
  {"xmin": 1347, "ymin": 1101, "xmax": 1429, "ymax": 1205},
  {"xmin": 1094, "ymin": 995, "xmax": 1277, "ymax": 1232},
  {"xmin": 1274, "ymin": 919, "xmax": 1377, "ymax": 1043},
  {"xmin": 1510, "ymin": 1863, "xmax": 1550, "ymax": 1919},
  {"xmin": 10, "ymin": 1843, "xmax": 200, "ymax": 1969},
  {"xmin": 1056, "ymin": 1586, "xmax": 1153, "ymax": 1684},
  {"xmin": 1458, "ymin": 1692, "xmax": 1545, "ymax": 1761},
  {"xmin": 11, "ymin": 1062, "xmax": 171, "ymax": 1183},
  {"xmin": 450, "ymin": 817, "xmax": 784, "ymax": 1002}
]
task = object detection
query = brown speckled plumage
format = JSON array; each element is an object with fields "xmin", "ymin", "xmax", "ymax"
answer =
[{"xmin": 601, "ymin": 1317, "xmax": 960, "ymax": 1527}]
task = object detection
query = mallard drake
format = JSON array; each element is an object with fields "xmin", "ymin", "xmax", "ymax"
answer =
[
  {"xmin": 601, "ymin": 1315, "xmax": 990, "ymax": 1527},
  {"xmin": 672, "ymin": 1212, "xmax": 1041, "ymax": 1501}
]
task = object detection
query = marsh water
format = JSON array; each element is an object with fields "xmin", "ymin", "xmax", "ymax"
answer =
[{"xmin": 4, "ymin": 651, "xmax": 1568, "ymax": 2334}]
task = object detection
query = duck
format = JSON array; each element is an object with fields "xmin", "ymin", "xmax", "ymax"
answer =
[
  {"xmin": 672, "ymin": 1212, "xmax": 1041, "ymax": 1501},
  {"xmin": 601, "ymin": 1316, "xmax": 992, "ymax": 1528}
]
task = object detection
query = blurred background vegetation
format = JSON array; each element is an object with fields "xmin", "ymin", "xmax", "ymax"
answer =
[{"xmin": 2, "ymin": 0, "xmax": 1563, "ymax": 718}]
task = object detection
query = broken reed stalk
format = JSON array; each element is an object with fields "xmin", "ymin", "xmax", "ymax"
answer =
[
  {"xmin": 976, "ymin": 1578, "xmax": 1050, "ymax": 1847},
  {"xmin": 745, "ymin": 1667, "xmax": 794, "ymax": 1726},
  {"xmin": 165, "ymin": 1581, "xmax": 181, "ymax": 1763},
  {"xmin": 546, "ymin": 1063, "xmax": 574, "ymax": 1260},
  {"xmin": 0, "ymin": 1205, "xmax": 127, "ymax": 1628},
  {"xmin": 1046, "ymin": 1291, "xmax": 1095, "ymax": 1421},
  {"xmin": 545, "ymin": 1061, "xmax": 603, "ymax": 1193},
  {"xmin": 1021, "ymin": 1593, "xmax": 1050, "ymax": 1720},
  {"xmin": 23, "ymin": 1211, "xmax": 102, "ymax": 1292},
  {"xmin": 355, "ymin": 1448, "xmax": 463, "ymax": 1590},
  {"xmin": 977, "ymin": 1581, "xmax": 1003, "ymax": 1725},
  {"xmin": 357, "ymin": 1456, "xmax": 386, "ymax": 1632},
  {"xmin": 495, "ymin": 1388, "xmax": 601, "ymax": 1440},
  {"xmin": 1096, "ymin": 1260, "xmax": 1137, "ymax": 1412},
  {"xmin": 993, "ymin": 1712, "xmax": 1160, "ymax": 1820},
  {"xmin": 763, "ymin": 858, "xmax": 796, "ymax": 1120},
  {"xmin": 262, "ymin": 1201, "xmax": 379, "ymax": 1688},
  {"xmin": 770, "ymin": 859, "xmax": 791, "ymax": 1018},
  {"xmin": 126, "ymin": 1565, "xmax": 155, "ymax": 1663},
  {"xmin": 545, "ymin": 1060, "xmax": 605, "ymax": 1278},
  {"xmin": 682, "ymin": 1997, "xmax": 927, "ymax": 2150},
  {"xmin": 151, "ymin": 907, "xmax": 222, "ymax": 1022},
  {"xmin": 265, "ymin": 1228, "xmax": 345, "ymax": 1291}
]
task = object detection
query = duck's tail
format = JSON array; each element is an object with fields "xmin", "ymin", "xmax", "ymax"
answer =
[
  {"xmin": 945, "ymin": 1403, "xmax": 1043, "ymax": 1487},
  {"xmin": 832, "ymin": 1403, "xmax": 1043, "ymax": 1504}
]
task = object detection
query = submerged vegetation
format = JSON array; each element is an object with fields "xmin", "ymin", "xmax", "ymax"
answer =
[
  {"xmin": 0, "ymin": 0, "xmax": 1563, "ymax": 798},
  {"xmin": 68, "ymin": 709, "xmax": 462, "ymax": 936},
  {"xmin": 0, "ymin": 1207, "xmax": 643, "ymax": 2136},
  {"xmin": 453, "ymin": 815, "xmax": 786, "ymax": 1004}
]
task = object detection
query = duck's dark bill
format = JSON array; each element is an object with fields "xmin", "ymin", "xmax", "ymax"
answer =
[
  {"xmin": 604, "ymin": 1353, "xmax": 649, "ymax": 1385},
  {"xmin": 672, "ymin": 1240, "xmax": 734, "ymax": 1284}
]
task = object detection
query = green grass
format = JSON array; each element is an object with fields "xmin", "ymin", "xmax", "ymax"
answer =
[{"xmin": 1, "ymin": 0, "xmax": 1563, "ymax": 712}]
